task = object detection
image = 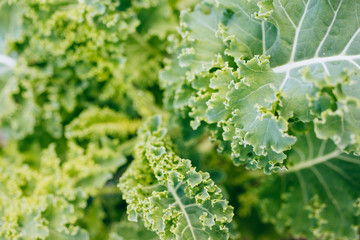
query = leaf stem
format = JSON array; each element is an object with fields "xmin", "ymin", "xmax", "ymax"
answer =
[
  {"xmin": 168, "ymin": 184, "xmax": 197, "ymax": 240},
  {"xmin": 273, "ymin": 54, "xmax": 360, "ymax": 73},
  {"xmin": 287, "ymin": 150, "xmax": 341, "ymax": 173}
]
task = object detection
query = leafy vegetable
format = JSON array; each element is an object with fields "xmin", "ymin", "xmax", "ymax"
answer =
[
  {"xmin": 258, "ymin": 129, "xmax": 360, "ymax": 239},
  {"xmin": 119, "ymin": 116, "xmax": 234, "ymax": 239},
  {"xmin": 160, "ymin": 0, "xmax": 360, "ymax": 238},
  {"xmin": 0, "ymin": 0, "xmax": 185, "ymax": 238},
  {"xmin": 161, "ymin": 0, "xmax": 360, "ymax": 172},
  {"xmin": 1, "ymin": 0, "xmax": 359, "ymax": 239}
]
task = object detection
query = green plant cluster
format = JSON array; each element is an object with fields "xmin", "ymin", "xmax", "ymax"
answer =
[{"xmin": 0, "ymin": 0, "xmax": 359, "ymax": 239}]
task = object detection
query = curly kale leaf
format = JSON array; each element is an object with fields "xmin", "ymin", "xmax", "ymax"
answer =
[
  {"xmin": 160, "ymin": 0, "xmax": 360, "ymax": 172},
  {"xmin": 258, "ymin": 129, "xmax": 360, "ymax": 239},
  {"xmin": 119, "ymin": 116, "xmax": 234, "ymax": 240}
]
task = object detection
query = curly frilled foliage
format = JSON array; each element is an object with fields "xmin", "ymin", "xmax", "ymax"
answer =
[
  {"xmin": 119, "ymin": 116, "xmax": 234, "ymax": 240},
  {"xmin": 0, "ymin": 0, "xmax": 192, "ymax": 239},
  {"xmin": 257, "ymin": 129, "xmax": 360, "ymax": 239},
  {"xmin": 1, "ymin": 0, "xmax": 360, "ymax": 239},
  {"xmin": 0, "ymin": 140, "xmax": 126, "ymax": 239},
  {"xmin": 160, "ymin": 0, "xmax": 360, "ymax": 172},
  {"xmin": 160, "ymin": 0, "xmax": 360, "ymax": 239},
  {"xmin": 0, "ymin": 0, "xmax": 179, "ymax": 140}
]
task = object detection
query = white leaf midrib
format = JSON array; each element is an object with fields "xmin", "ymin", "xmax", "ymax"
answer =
[
  {"xmin": 273, "ymin": 54, "xmax": 360, "ymax": 73},
  {"xmin": 287, "ymin": 150, "xmax": 341, "ymax": 172},
  {"xmin": 342, "ymin": 28, "xmax": 360, "ymax": 55},
  {"xmin": 272, "ymin": 0, "xmax": 360, "ymax": 81},
  {"xmin": 326, "ymin": 0, "xmax": 335, "ymax": 12},
  {"xmin": 262, "ymin": 21, "xmax": 266, "ymax": 55},
  {"xmin": 168, "ymin": 184, "xmax": 197, "ymax": 240},
  {"xmin": 278, "ymin": 0, "xmax": 296, "ymax": 29},
  {"xmin": 289, "ymin": 0, "xmax": 311, "ymax": 63}
]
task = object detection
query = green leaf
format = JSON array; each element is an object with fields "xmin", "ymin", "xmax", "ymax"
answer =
[
  {"xmin": 315, "ymin": 99, "xmax": 360, "ymax": 154},
  {"xmin": 161, "ymin": 0, "xmax": 360, "ymax": 172},
  {"xmin": 258, "ymin": 129, "xmax": 360, "ymax": 239},
  {"xmin": 1, "ymin": 82, "xmax": 38, "ymax": 139},
  {"xmin": 179, "ymin": 3, "xmax": 225, "ymax": 78},
  {"xmin": 65, "ymin": 107, "xmax": 141, "ymax": 140},
  {"xmin": 0, "ymin": 140, "xmax": 125, "ymax": 239},
  {"xmin": 119, "ymin": 116, "xmax": 234, "ymax": 240},
  {"xmin": 109, "ymin": 218, "xmax": 158, "ymax": 240},
  {"xmin": 0, "ymin": 66, "xmax": 17, "ymax": 120},
  {"xmin": 0, "ymin": 2, "xmax": 22, "ymax": 53}
]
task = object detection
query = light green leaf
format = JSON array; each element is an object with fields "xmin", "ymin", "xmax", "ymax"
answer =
[
  {"xmin": 65, "ymin": 107, "xmax": 141, "ymax": 140},
  {"xmin": 119, "ymin": 116, "xmax": 234, "ymax": 240},
  {"xmin": 315, "ymin": 99, "xmax": 360, "ymax": 154},
  {"xmin": 179, "ymin": 3, "xmax": 225, "ymax": 78},
  {"xmin": 161, "ymin": 0, "xmax": 360, "ymax": 171}
]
